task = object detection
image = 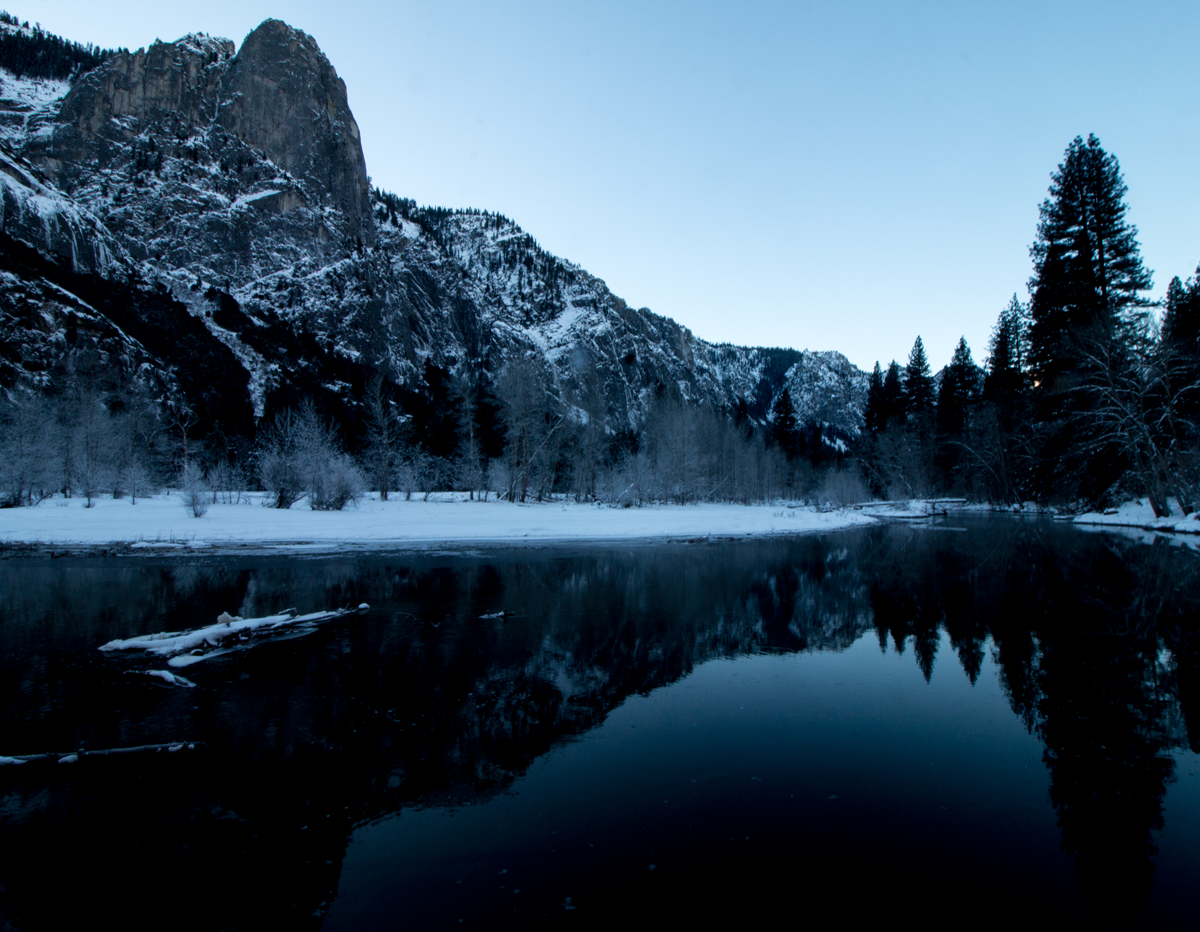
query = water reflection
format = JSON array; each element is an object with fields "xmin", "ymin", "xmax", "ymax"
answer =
[
  {"xmin": 1, "ymin": 519, "xmax": 1198, "ymax": 927},
  {"xmin": 865, "ymin": 522, "xmax": 1200, "ymax": 923}
]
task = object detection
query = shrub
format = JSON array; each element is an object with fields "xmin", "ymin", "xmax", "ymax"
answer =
[
  {"xmin": 817, "ymin": 469, "xmax": 869, "ymax": 508},
  {"xmin": 179, "ymin": 462, "xmax": 208, "ymax": 517},
  {"xmin": 257, "ymin": 401, "xmax": 363, "ymax": 510},
  {"xmin": 309, "ymin": 454, "xmax": 365, "ymax": 511}
]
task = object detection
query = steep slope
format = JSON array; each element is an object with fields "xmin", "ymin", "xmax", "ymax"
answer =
[
  {"xmin": 373, "ymin": 203, "xmax": 867, "ymax": 433},
  {"xmin": 0, "ymin": 17, "xmax": 866, "ymax": 444}
]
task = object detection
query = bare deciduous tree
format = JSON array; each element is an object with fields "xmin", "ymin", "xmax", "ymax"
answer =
[
  {"xmin": 71, "ymin": 390, "xmax": 117, "ymax": 508},
  {"xmin": 0, "ymin": 393, "xmax": 55, "ymax": 506},
  {"xmin": 258, "ymin": 401, "xmax": 364, "ymax": 510},
  {"xmin": 1069, "ymin": 329, "xmax": 1197, "ymax": 517},
  {"xmin": 179, "ymin": 461, "xmax": 209, "ymax": 517},
  {"xmin": 258, "ymin": 408, "xmax": 307, "ymax": 509},
  {"xmin": 498, "ymin": 358, "xmax": 563, "ymax": 502},
  {"xmin": 362, "ymin": 373, "xmax": 399, "ymax": 501}
]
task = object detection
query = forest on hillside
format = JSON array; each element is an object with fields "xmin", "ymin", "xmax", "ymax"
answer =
[
  {"xmin": 1, "ymin": 133, "xmax": 1196, "ymax": 514},
  {"xmin": 0, "ymin": 11, "xmax": 116, "ymax": 82}
]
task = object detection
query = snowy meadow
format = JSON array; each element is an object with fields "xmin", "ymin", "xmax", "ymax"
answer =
[{"xmin": 0, "ymin": 491, "xmax": 876, "ymax": 551}]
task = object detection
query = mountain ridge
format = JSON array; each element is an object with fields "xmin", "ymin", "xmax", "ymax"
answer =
[{"xmin": 0, "ymin": 17, "xmax": 867, "ymax": 454}]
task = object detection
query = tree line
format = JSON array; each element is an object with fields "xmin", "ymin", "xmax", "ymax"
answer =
[
  {"xmin": 0, "ymin": 11, "xmax": 117, "ymax": 82},
  {"xmin": 3, "ymin": 133, "xmax": 1192, "ymax": 514},
  {"xmin": 0, "ymin": 339, "xmax": 866, "ymax": 512},
  {"xmin": 857, "ymin": 134, "xmax": 1200, "ymax": 515}
]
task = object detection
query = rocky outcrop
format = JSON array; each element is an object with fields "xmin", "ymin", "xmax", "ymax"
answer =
[
  {"xmin": 51, "ymin": 33, "xmax": 232, "ymax": 144},
  {"xmin": 216, "ymin": 20, "xmax": 372, "ymax": 247},
  {"xmin": 24, "ymin": 19, "xmax": 371, "ymax": 283}
]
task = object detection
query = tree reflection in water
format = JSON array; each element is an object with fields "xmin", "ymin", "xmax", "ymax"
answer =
[
  {"xmin": 870, "ymin": 523, "xmax": 1200, "ymax": 924},
  {"xmin": 0, "ymin": 519, "xmax": 1197, "ymax": 927}
]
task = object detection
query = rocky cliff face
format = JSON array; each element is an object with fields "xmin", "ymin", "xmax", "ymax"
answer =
[
  {"xmin": 216, "ymin": 20, "xmax": 372, "ymax": 246},
  {"xmin": 25, "ymin": 22, "xmax": 370, "ymax": 280},
  {"xmin": 51, "ymin": 33, "xmax": 232, "ymax": 138},
  {"xmin": 0, "ymin": 17, "xmax": 865, "ymax": 442}
]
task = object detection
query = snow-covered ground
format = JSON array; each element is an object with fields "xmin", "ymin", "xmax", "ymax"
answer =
[
  {"xmin": 1074, "ymin": 499, "xmax": 1200, "ymax": 536},
  {"xmin": 13, "ymin": 493, "xmax": 1200, "ymax": 553},
  {"xmin": 0, "ymin": 493, "xmax": 877, "ymax": 552}
]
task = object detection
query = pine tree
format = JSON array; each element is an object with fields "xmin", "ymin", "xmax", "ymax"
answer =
[
  {"xmin": 415, "ymin": 359, "xmax": 463, "ymax": 462},
  {"xmin": 984, "ymin": 295, "xmax": 1028, "ymax": 430},
  {"xmin": 470, "ymin": 371, "xmax": 506, "ymax": 462},
  {"xmin": 1028, "ymin": 134, "xmax": 1152, "ymax": 390},
  {"xmin": 864, "ymin": 363, "xmax": 885, "ymax": 434},
  {"xmin": 1162, "ymin": 266, "xmax": 1200, "ymax": 387},
  {"xmin": 363, "ymin": 373, "xmax": 399, "ymax": 500},
  {"xmin": 1026, "ymin": 136, "xmax": 1154, "ymax": 504},
  {"xmin": 937, "ymin": 338, "xmax": 977, "ymax": 439},
  {"xmin": 933, "ymin": 338, "xmax": 978, "ymax": 492},
  {"xmin": 1158, "ymin": 266, "xmax": 1200, "ymax": 493},
  {"xmin": 769, "ymin": 386, "xmax": 800, "ymax": 459},
  {"xmin": 881, "ymin": 361, "xmax": 906, "ymax": 427},
  {"xmin": 904, "ymin": 337, "xmax": 936, "ymax": 419}
]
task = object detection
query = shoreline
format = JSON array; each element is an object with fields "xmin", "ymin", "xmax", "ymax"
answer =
[
  {"xmin": 1071, "ymin": 498, "xmax": 1200, "ymax": 536},
  {"xmin": 0, "ymin": 493, "xmax": 879, "ymax": 557},
  {"xmin": 4, "ymin": 493, "xmax": 1194, "ymax": 557}
]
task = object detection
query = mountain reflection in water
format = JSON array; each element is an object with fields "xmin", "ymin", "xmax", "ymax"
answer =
[{"xmin": 1, "ymin": 518, "xmax": 1199, "ymax": 928}]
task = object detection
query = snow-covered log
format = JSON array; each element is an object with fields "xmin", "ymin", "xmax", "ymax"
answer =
[
  {"xmin": 99, "ymin": 603, "xmax": 370, "ymax": 667},
  {"xmin": 0, "ymin": 742, "xmax": 203, "ymax": 766}
]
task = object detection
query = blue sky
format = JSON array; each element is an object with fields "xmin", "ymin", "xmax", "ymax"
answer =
[{"xmin": 26, "ymin": 0, "xmax": 1200, "ymax": 371}]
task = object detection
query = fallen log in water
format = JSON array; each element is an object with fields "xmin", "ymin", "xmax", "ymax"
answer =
[
  {"xmin": 131, "ymin": 669, "xmax": 197, "ymax": 688},
  {"xmin": 854, "ymin": 498, "xmax": 968, "ymax": 519},
  {"xmin": 99, "ymin": 603, "xmax": 371, "ymax": 667},
  {"xmin": 0, "ymin": 742, "xmax": 203, "ymax": 766}
]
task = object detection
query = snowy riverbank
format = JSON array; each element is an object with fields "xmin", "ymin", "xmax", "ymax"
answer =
[
  {"xmin": 1073, "ymin": 499, "xmax": 1200, "ymax": 536},
  {"xmin": 0, "ymin": 493, "xmax": 878, "ymax": 552}
]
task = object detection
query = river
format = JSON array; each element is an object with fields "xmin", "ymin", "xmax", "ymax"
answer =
[{"xmin": 1, "ymin": 517, "xmax": 1198, "ymax": 928}]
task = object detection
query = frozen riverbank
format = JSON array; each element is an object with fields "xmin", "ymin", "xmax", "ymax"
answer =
[
  {"xmin": 0, "ymin": 493, "xmax": 877, "ymax": 553},
  {"xmin": 1073, "ymin": 498, "xmax": 1200, "ymax": 536}
]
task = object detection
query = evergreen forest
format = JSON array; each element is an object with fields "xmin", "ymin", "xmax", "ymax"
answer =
[
  {"xmin": 0, "ymin": 11, "xmax": 116, "ymax": 82},
  {"xmin": 858, "ymin": 134, "xmax": 1200, "ymax": 516}
]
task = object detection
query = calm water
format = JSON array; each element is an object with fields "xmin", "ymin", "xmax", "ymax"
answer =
[{"xmin": 1, "ymin": 519, "xmax": 1199, "ymax": 928}]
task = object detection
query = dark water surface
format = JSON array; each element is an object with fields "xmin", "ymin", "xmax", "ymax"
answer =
[{"xmin": 2, "ymin": 518, "xmax": 1200, "ymax": 928}]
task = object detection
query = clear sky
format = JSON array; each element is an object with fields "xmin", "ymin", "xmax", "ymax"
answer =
[{"xmin": 24, "ymin": 0, "xmax": 1200, "ymax": 372}]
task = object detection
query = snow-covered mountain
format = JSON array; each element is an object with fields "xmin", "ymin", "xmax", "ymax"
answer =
[{"xmin": 0, "ymin": 18, "xmax": 867, "ymax": 441}]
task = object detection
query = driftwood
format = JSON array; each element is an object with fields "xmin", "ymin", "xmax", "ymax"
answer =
[
  {"xmin": 99, "ymin": 603, "xmax": 370, "ymax": 667},
  {"xmin": 854, "ymin": 498, "xmax": 968, "ymax": 519},
  {"xmin": 1, "ymin": 742, "xmax": 203, "ymax": 766},
  {"xmin": 853, "ymin": 498, "xmax": 967, "ymax": 508}
]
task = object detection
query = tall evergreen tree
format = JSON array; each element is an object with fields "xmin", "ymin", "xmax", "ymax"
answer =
[
  {"xmin": 469, "ymin": 371, "xmax": 506, "ymax": 461},
  {"xmin": 1028, "ymin": 134, "xmax": 1152, "ymax": 391},
  {"xmin": 1025, "ymin": 135, "xmax": 1153, "ymax": 505},
  {"xmin": 904, "ymin": 337, "xmax": 936, "ymax": 419},
  {"xmin": 362, "ymin": 373, "xmax": 399, "ymax": 500},
  {"xmin": 1162, "ymin": 266, "xmax": 1200, "ymax": 396},
  {"xmin": 769, "ymin": 386, "xmax": 800, "ymax": 460},
  {"xmin": 937, "ymin": 338, "xmax": 977, "ymax": 439},
  {"xmin": 864, "ymin": 363, "xmax": 885, "ymax": 434},
  {"xmin": 935, "ymin": 338, "xmax": 978, "ymax": 492},
  {"xmin": 881, "ymin": 361, "xmax": 906, "ymax": 427},
  {"xmin": 984, "ymin": 295, "xmax": 1028, "ymax": 431},
  {"xmin": 414, "ymin": 359, "xmax": 463, "ymax": 461},
  {"xmin": 1157, "ymin": 266, "xmax": 1200, "ymax": 500}
]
